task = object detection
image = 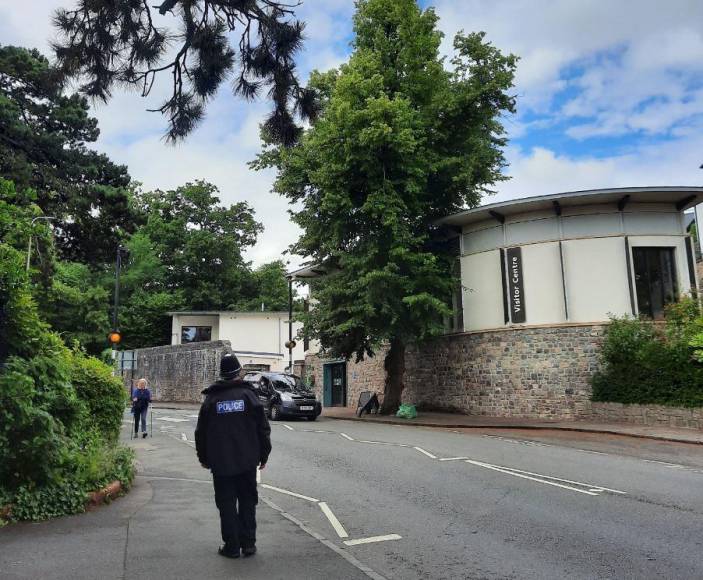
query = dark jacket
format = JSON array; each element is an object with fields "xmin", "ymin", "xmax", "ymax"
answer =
[
  {"xmin": 132, "ymin": 388, "xmax": 151, "ymax": 412},
  {"xmin": 195, "ymin": 378, "xmax": 272, "ymax": 476}
]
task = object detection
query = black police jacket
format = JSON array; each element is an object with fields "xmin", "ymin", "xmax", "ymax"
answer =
[{"xmin": 195, "ymin": 378, "xmax": 272, "ymax": 476}]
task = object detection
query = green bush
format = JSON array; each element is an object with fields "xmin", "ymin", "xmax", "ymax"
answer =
[
  {"xmin": 592, "ymin": 297, "xmax": 703, "ymax": 408},
  {"xmin": 0, "ymin": 198, "xmax": 134, "ymax": 521},
  {"xmin": 70, "ymin": 349, "xmax": 126, "ymax": 443}
]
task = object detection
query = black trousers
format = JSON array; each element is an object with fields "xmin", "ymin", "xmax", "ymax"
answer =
[{"xmin": 213, "ymin": 470, "xmax": 258, "ymax": 549}]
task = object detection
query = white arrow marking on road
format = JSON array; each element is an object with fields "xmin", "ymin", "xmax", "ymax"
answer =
[
  {"xmin": 319, "ymin": 502, "xmax": 349, "ymax": 538},
  {"xmin": 344, "ymin": 534, "xmax": 402, "ymax": 546},
  {"xmin": 438, "ymin": 457, "xmax": 470, "ymax": 462},
  {"xmin": 260, "ymin": 484, "xmax": 319, "ymax": 503},
  {"xmin": 157, "ymin": 417, "xmax": 190, "ymax": 423},
  {"xmin": 413, "ymin": 446, "xmax": 438, "ymax": 459}
]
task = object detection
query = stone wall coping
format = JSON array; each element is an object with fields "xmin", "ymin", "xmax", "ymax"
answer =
[
  {"xmin": 131, "ymin": 340, "xmax": 232, "ymax": 355},
  {"xmin": 441, "ymin": 321, "xmax": 609, "ymax": 338}
]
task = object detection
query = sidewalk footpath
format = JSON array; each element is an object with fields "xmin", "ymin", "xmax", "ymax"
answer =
[{"xmin": 321, "ymin": 407, "xmax": 703, "ymax": 445}]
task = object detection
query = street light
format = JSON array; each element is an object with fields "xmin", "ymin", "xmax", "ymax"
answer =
[
  {"xmin": 25, "ymin": 216, "xmax": 56, "ymax": 271},
  {"xmin": 110, "ymin": 245, "xmax": 130, "ymax": 354}
]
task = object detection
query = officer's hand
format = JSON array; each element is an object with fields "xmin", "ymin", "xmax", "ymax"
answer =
[{"xmin": 258, "ymin": 463, "xmax": 266, "ymax": 470}]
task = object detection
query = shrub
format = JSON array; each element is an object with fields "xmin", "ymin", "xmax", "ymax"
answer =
[
  {"xmin": 592, "ymin": 296, "xmax": 703, "ymax": 408},
  {"xmin": 70, "ymin": 349, "xmax": 126, "ymax": 443}
]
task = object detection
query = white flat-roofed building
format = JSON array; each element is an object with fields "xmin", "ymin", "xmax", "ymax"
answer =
[
  {"xmin": 439, "ymin": 187, "xmax": 703, "ymax": 332},
  {"xmin": 169, "ymin": 311, "xmax": 306, "ymax": 373}
]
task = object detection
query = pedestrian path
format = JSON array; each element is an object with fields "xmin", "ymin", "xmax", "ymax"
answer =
[{"xmin": 322, "ymin": 407, "xmax": 703, "ymax": 445}]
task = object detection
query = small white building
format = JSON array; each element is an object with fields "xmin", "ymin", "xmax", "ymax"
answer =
[
  {"xmin": 440, "ymin": 187, "xmax": 703, "ymax": 331},
  {"xmin": 169, "ymin": 311, "xmax": 306, "ymax": 373}
]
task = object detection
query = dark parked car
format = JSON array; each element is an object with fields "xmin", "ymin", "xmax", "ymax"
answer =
[{"xmin": 243, "ymin": 372, "xmax": 322, "ymax": 421}]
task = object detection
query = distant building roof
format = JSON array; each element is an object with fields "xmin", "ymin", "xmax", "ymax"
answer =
[
  {"xmin": 439, "ymin": 187, "xmax": 703, "ymax": 228},
  {"xmin": 168, "ymin": 311, "xmax": 291, "ymax": 317}
]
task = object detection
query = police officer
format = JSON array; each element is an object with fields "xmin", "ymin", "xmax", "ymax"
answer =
[{"xmin": 195, "ymin": 353, "xmax": 271, "ymax": 559}]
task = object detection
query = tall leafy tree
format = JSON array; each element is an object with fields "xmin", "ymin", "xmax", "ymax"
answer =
[
  {"xmin": 0, "ymin": 46, "xmax": 133, "ymax": 264},
  {"xmin": 134, "ymin": 181, "xmax": 262, "ymax": 310},
  {"xmin": 232, "ymin": 259, "xmax": 300, "ymax": 312},
  {"xmin": 255, "ymin": 0, "xmax": 517, "ymax": 413},
  {"xmin": 53, "ymin": 0, "xmax": 319, "ymax": 144}
]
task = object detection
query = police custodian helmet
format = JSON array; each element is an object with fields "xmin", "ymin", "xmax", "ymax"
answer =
[{"xmin": 220, "ymin": 353, "xmax": 243, "ymax": 379}]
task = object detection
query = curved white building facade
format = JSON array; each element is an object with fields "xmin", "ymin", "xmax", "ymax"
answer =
[{"xmin": 441, "ymin": 187, "xmax": 703, "ymax": 332}]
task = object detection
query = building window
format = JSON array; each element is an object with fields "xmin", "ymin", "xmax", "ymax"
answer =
[
  {"xmin": 632, "ymin": 247, "xmax": 678, "ymax": 319},
  {"xmin": 181, "ymin": 326, "xmax": 212, "ymax": 343}
]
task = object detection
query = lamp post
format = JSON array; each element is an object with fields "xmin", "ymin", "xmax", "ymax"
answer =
[
  {"xmin": 286, "ymin": 275, "xmax": 294, "ymax": 374},
  {"xmin": 110, "ymin": 245, "xmax": 130, "ymax": 357},
  {"xmin": 25, "ymin": 216, "xmax": 56, "ymax": 272}
]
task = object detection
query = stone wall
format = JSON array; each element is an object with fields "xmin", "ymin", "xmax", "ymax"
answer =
[
  {"xmin": 587, "ymin": 402, "xmax": 703, "ymax": 429},
  {"xmin": 123, "ymin": 340, "xmax": 232, "ymax": 402},
  {"xmin": 404, "ymin": 325, "xmax": 605, "ymax": 419},
  {"xmin": 304, "ymin": 349, "xmax": 387, "ymax": 408}
]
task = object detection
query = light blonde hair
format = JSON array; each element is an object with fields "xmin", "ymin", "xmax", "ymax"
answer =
[{"xmin": 136, "ymin": 378, "xmax": 148, "ymax": 388}]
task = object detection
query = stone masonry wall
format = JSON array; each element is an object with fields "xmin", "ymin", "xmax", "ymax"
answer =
[
  {"xmin": 124, "ymin": 340, "xmax": 232, "ymax": 402},
  {"xmin": 587, "ymin": 402, "xmax": 703, "ymax": 429},
  {"xmin": 404, "ymin": 325, "xmax": 605, "ymax": 419}
]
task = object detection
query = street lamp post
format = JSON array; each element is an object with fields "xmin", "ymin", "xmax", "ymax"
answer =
[
  {"xmin": 287, "ymin": 276, "xmax": 294, "ymax": 373},
  {"xmin": 25, "ymin": 216, "xmax": 56, "ymax": 272},
  {"xmin": 111, "ymin": 245, "xmax": 130, "ymax": 357}
]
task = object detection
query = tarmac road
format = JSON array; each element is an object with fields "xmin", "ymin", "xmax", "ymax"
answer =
[{"xmin": 2, "ymin": 409, "xmax": 703, "ymax": 580}]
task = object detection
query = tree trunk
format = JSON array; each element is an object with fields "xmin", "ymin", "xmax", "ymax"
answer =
[{"xmin": 380, "ymin": 337, "xmax": 405, "ymax": 415}]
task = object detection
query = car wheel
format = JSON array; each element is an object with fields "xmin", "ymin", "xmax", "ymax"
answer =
[
  {"xmin": 306, "ymin": 415, "xmax": 317, "ymax": 422},
  {"xmin": 270, "ymin": 404, "xmax": 282, "ymax": 421}
]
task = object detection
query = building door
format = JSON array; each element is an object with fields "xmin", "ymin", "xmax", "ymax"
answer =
[
  {"xmin": 323, "ymin": 362, "xmax": 347, "ymax": 407},
  {"xmin": 632, "ymin": 247, "xmax": 678, "ymax": 319}
]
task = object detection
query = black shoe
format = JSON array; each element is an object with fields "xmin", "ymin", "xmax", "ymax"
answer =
[
  {"xmin": 142, "ymin": 432, "xmax": 148, "ymax": 438},
  {"xmin": 242, "ymin": 545, "xmax": 257, "ymax": 557},
  {"xmin": 218, "ymin": 545, "xmax": 240, "ymax": 559}
]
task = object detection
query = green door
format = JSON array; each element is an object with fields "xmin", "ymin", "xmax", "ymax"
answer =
[{"xmin": 323, "ymin": 364, "xmax": 332, "ymax": 407}]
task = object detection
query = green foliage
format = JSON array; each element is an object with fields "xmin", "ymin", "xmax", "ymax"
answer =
[
  {"xmin": 0, "ymin": 46, "xmax": 133, "ymax": 263},
  {"xmin": 53, "ymin": 1, "xmax": 313, "ymax": 144},
  {"xmin": 133, "ymin": 181, "xmax": 263, "ymax": 310},
  {"xmin": 592, "ymin": 297, "xmax": 703, "ymax": 408},
  {"xmin": 0, "ymin": 221, "xmax": 134, "ymax": 521},
  {"xmin": 232, "ymin": 260, "xmax": 301, "ymax": 312},
  {"xmin": 70, "ymin": 349, "xmax": 126, "ymax": 443},
  {"xmin": 254, "ymin": 0, "xmax": 517, "ymax": 411}
]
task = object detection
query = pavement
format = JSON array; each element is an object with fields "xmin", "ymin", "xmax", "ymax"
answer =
[
  {"xmin": 3, "ymin": 409, "xmax": 703, "ymax": 579},
  {"xmin": 151, "ymin": 402, "xmax": 703, "ymax": 445}
]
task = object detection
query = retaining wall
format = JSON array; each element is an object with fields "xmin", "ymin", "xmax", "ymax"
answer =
[{"xmin": 123, "ymin": 340, "xmax": 232, "ymax": 402}]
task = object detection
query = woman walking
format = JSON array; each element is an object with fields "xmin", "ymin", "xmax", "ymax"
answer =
[{"xmin": 132, "ymin": 378, "xmax": 152, "ymax": 438}]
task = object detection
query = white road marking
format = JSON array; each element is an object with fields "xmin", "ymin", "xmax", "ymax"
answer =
[
  {"xmin": 438, "ymin": 457, "xmax": 470, "ymax": 462},
  {"xmin": 339, "ymin": 433, "xmax": 355, "ymax": 441},
  {"xmin": 481, "ymin": 463, "xmax": 627, "ymax": 494},
  {"xmin": 187, "ymin": 414, "xmax": 200, "ymax": 418},
  {"xmin": 283, "ymin": 424, "xmax": 294, "ymax": 431},
  {"xmin": 357, "ymin": 440, "xmax": 409, "ymax": 447},
  {"xmin": 157, "ymin": 417, "xmax": 190, "ymax": 423},
  {"xmin": 413, "ymin": 446, "xmax": 438, "ymax": 459},
  {"xmin": 466, "ymin": 460, "xmax": 600, "ymax": 496},
  {"xmin": 344, "ymin": 534, "xmax": 402, "ymax": 546},
  {"xmin": 262, "ymin": 498, "xmax": 388, "ymax": 580},
  {"xmin": 319, "ymin": 502, "xmax": 349, "ymax": 538},
  {"xmin": 181, "ymin": 433, "xmax": 188, "ymax": 441},
  {"xmin": 260, "ymin": 484, "xmax": 319, "ymax": 503}
]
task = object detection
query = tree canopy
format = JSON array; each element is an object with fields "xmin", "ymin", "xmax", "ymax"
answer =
[
  {"xmin": 255, "ymin": 0, "xmax": 517, "ymax": 412},
  {"xmin": 53, "ymin": 0, "xmax": 318, "ymax": 144},
  {"xmin": 0, "ymin": 46, "xmax": 133, "ymax": 264}
]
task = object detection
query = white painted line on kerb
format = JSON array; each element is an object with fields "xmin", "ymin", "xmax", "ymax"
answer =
[
  {"xmin": 413, "ymin": 447, "xmax": 437, "ymax": 459},
  {"xmin": 260, "ymin": 484, "xmax": 319, "ymax": 503},
  {"xmin": 319, "ymin": 502, "xmax": 349, "ymax": 538},
  {"xmin": 339, "ymin": 433, "xmax": 355, "ymax": 441},
  {"xmin": 283, "ymin": 424, "xmax": 294, "ymax": 431},
  {"xmin": 438, "ymin": 457, "xmax": 469, "ymax": 462},
  {"xmin": 344, "ymin": 534, "xmax": 402, "ymax": 546},
  {"xmin": 157, "ymin": 417, "xmax": 190, "ymax": 423}
]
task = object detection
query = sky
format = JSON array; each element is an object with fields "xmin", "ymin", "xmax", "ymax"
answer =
[{"xmin": 2, "ymin": 0, "xmax": 703, "ymax": 269}]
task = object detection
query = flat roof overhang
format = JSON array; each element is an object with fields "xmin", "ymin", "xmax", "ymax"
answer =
[{"xmin": 438, "ymin": 187, "xmax": 703, "ymax": 228}]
